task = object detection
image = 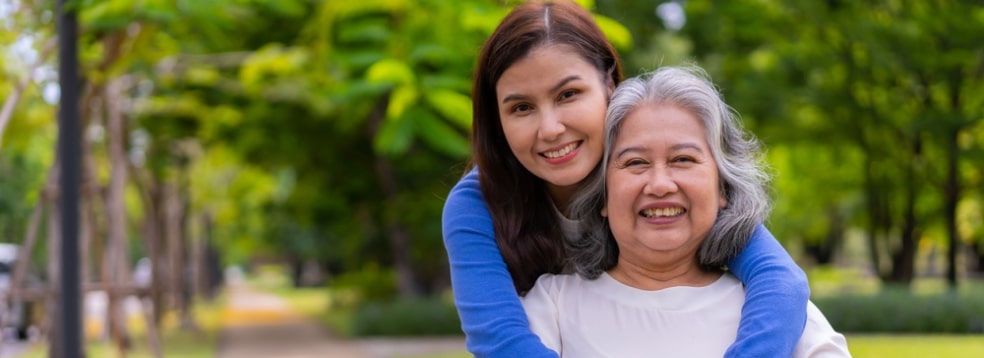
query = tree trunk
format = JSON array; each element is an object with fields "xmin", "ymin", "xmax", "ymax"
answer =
[
  {"xmin": 202, "ymin": 211, "xmax": 222, "ymax": 299},
  {"xmin": 888, "ymin": 137, "xmax": 922, "ymax": 284},
  {"xmin": 46, "ymin": 188, "xmax": 62, "ymax": 357},
  {"xmin": 2, "ymin": 162, "xmax": 57, "ymax": 338},
  {"xmin": 943, "ymin": 128, "xmax": 960, "ymax": 289},
  {"xmin": 130, "ymin": 163, "xmax": 167, "ymax": 325},
  {"xmin": 81, "ymin": 89, "xmax": 112, "ymax": 345},
  {"xmin": 863, "ymin": 154, "xmax": 885, "ymax": 277},
  {"xmin": 973, "ymin": 241, "xmax": 984, "ymax": 275},
  {"xmin": 805, "ymin": 208, "xmax": 844, "ymax": 265},
  {"xmin": 105, "ymin": 78, "xmax": 134, "ymax": 353},
  {"xmin": 189, "ymin": 213, "xmax": 204, "ymax": 302},
  {"xmin": 164, "ymin": 178, "xmax": 196, "ymax": 330},
  {"xmin": 366, "ymin": 95, "xmax": 420, "ymax": 297}
]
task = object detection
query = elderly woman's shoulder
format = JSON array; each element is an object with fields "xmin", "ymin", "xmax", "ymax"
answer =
[{"xmin": 527, "ymin": 273, "xmax": 589, "ymax": 295}]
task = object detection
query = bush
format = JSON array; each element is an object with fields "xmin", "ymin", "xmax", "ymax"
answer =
[
  {"xmin": 351, "ymin": 296, "xmax": 462, "ymax": 336},
  {"xmin": 813, "ymin": 289, "xmax": 984, "ymax": 333},
  {"xmin": 329, "ymin": 264, "xmax": 398, "ymax": 308}
]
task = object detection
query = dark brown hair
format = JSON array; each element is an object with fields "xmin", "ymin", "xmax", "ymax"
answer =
[{"xmin": 471, "ymin": 0, "xmax": 623, "ymax": 294}]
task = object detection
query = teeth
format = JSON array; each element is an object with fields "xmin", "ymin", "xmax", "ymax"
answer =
[
  {"xmin": 642, "ymin": 207, "xmax": 684, "ymax": 218},
  {"xmin": 543, "ymin": 143, "xmax": 578, "ymax": 158}
]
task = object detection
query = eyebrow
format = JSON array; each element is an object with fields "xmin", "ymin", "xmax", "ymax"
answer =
[
  {"xmin": 613, "ymin": 142, "xmax": 704, "ymax": 159},
  {"xmin": 501, "ymin": 75, "xmax": 582, "ymax": 104}
]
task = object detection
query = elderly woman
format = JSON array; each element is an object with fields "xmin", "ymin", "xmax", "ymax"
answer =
[{"xmin": 520, "ymin": 66, "xmax": 851, "ymax": 357}]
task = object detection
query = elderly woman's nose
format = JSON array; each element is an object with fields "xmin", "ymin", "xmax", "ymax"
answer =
[{"xmin": 643, "ymin": 167, "xmax": 677, "ymax": 197}]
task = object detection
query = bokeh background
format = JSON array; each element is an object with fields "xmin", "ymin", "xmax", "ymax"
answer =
[{"xmin": 1, "ymin": 0, "xmax": 982, "ymax": 357}]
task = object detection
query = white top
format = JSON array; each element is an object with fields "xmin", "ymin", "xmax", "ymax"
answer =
[{"xmin": 522, "ymin": 272, "xmax": 851, "ymax": 358}]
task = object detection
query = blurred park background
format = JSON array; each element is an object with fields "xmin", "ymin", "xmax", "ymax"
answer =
[{"xmin": 0, "ymin": 0, "xmax": 983, "ymax": 357}]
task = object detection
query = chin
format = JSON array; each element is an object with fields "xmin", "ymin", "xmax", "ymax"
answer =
[{"xmin": 550, "ymin": 174, "xmax": 585, "ymax": 188}]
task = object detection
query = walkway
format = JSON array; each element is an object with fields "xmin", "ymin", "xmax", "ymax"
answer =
[{"xmin": 216, "ymin": 279, "xmax": 466, "ymax": 358}]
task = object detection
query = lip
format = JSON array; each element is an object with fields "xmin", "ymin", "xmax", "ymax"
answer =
[{"xmin": 540, "ymin": 141, "xmax": 582, "ymax": 165}]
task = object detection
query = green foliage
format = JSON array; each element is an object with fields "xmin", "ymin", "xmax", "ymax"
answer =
[
  {"xmin": 814, "ymin": 289, "xmax": 984, "ymax": 333},
  {"xmin": 351, "ymin": 296, "xmax": 462, "ymax": 336},
  {"xmin": 329, "ymin": 264, "xmax": 398, "ymax": 304},
  {"xmin": 4, "ymin": 0, "xmax": 979, "ymax": 317},
  {"xmin": 0, "ymin": 151, "xmax": 45, "ymax": 241},
  {"xmin": 670, "ymin": 0, "xmax": 984, "ymax": 281},
  {"xmin": 592, "ymin": 14, "xmax": 633, "ymax": 52}
]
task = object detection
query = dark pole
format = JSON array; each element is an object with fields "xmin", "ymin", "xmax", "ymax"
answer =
[{"xmin": 57, "ymin": 0, "xmax": 81, "ymax": 356}]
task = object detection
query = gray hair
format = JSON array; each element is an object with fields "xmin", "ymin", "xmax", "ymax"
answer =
[{"xmin": 566, "ymin": 65, "xmax": 772, "ymax": 279}]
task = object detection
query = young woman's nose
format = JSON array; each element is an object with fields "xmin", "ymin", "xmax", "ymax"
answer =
[{"xmin": 537, "ymin": 109, "xmax": 565, "ymax": 141}]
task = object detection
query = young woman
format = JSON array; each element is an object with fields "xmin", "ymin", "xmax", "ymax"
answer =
[{"xmin": 442, "ymin": 1, "xmax": 810, "ymax": 356}]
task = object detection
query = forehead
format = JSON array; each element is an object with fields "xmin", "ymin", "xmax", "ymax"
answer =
[
  {"xmin": 496, "ymin": 44, "xmax": 601, "ymax": 91},
  {"xmin": 614, "ymin": 103, "xmax": 708, "ymax": 146}
]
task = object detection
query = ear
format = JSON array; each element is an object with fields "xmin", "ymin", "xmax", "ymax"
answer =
[
  {"xmin": 719, "ymin": 192, "xmax": 727, "ymax": 209},
  {"xmin": 601, "ymin": 204, "xmax": 608, "ymax": 217}
]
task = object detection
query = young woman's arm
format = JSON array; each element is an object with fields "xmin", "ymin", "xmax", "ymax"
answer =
[
  {"xmin": 726, "ymin": 224, "xmax": 811, "ymax": 357},
  {"xmin": 442, "ymin": 169, "xmax": 559, "ymax": 358}
]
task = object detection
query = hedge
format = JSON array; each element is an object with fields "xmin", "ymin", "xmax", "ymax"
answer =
[{"xmin": 813, "ymin": 289, "xmax": 984, "ymax": 333}]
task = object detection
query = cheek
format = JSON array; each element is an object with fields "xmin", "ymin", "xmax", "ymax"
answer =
[
  {"xmin": 500, "ymin": 122, "xmax": 525, "ymax": 151},
  {"xmin": 606, "ymin": 185, "xmax": 634, "ymax": 221}
]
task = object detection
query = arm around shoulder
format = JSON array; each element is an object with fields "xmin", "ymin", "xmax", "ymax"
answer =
[
  {"xmin": 442, "ymin": 170, "xmax": 559, "ymax": 357},
  {"xmin": 725, "ymin": 224, "xmax": 811, "ymax": 358}
]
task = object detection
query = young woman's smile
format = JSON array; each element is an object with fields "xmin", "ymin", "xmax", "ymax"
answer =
[{"xmin": 496, "ymin": 44, "xmax": 610, "ymax": 207}]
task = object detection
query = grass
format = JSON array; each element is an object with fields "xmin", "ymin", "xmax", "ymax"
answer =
[
  {"xmin": 392, "ymin": 334, "xmax": 984, "ymax": 358},
  {"xmin": 847, "ymin": 334, "xmax": 984, "ymax": 357},
  {"xmin": 18, "ymin": 295, "xmax": 224, "ymax": 358}
]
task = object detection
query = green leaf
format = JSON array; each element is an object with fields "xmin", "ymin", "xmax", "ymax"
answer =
[
  {"xmin": 573, "ymin": 0, "xmax": 596, "ymax": 11},
  {"xmin": 413, "ymin": 109, "xmax": 470, "ymax": 158},
  {"xmin": 374, "ymin": 111, "xmax": 415, "ymax": 156},
  {"xmin": 338, "ymin": 18, "xmax": 392, "ymax": 44},
  {"xmin": 366, "ymin": 58, "xmax": 416, "ymax": 86},
  {"xmin": 81, "ymin": 0, "xmax": 135, "ymax": 32},
  {"xmin": 593, "ymin": 14, "xmax": 633, "ymax": 52},
  {"xmin": 421, "ymin": 74, "xmax": 472, "ymax": 94},
  {"xmin": 424, "ymin": 89, "xmax": 472, "ymax": 131},
  {"xmin": 386, "ymin": 85, "xmax": 418, "ymax": 122},
  {"xmin": 409, "ymin": 44, "xmax": 452, "ymax": 66}
]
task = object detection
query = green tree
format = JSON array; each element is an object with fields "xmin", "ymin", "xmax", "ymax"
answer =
[{"xmin": 679, "ymin": 0, "xmax": 984, "ymax": 287}]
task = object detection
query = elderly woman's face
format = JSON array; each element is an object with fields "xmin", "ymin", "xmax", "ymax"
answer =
[{"xmin": 602, "ymin": 103, "xmax": 726, "ymax": 268}]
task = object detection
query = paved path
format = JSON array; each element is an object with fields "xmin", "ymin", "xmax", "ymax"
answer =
[
  {"xmin": 216, "ymin": 280, "xmax": 466, "ymax": 358},
  {"xmin": 216, "ymin": 282, "xmax": 371, "ymax": 358}
]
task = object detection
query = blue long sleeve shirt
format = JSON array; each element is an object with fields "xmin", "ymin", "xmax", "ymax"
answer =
[{"xmin": 442, "ymin": 169, "xmax": 809, "ymax": 357}]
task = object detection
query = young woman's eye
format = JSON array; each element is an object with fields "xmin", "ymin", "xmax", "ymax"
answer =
[
  {"xmin": 512, "ymin": 103, "xmax": 533, "ymax": 113},
  {"xmin": 559, "ymin": 89, "xmax": 578, "ymax": 101}
]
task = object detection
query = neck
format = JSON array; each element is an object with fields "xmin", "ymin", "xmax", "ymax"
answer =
[
  {"xmin": 547, "ymin": 183, "xmax": 577, "ymax": 214},
  {"xmin": 608, "ymin": 256, "xmax": 720, "ymax": 291}
]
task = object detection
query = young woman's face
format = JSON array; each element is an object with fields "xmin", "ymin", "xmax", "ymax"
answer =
[
  {"xmin": 496, "ymin": 44, "xmax": 610, "ymax": 206},
  {"xmin": 602, "ymin": 103, "xmax": 727, "ymax": 268}
]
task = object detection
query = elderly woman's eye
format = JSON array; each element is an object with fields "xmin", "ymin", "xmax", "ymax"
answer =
[
  {"xmin": 615, "ymin": 158, "xmax": 646, "ymax": 168},
  {"xmin": 672, "ymin": 156, "xmax": 697, "ymax": 163}
]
